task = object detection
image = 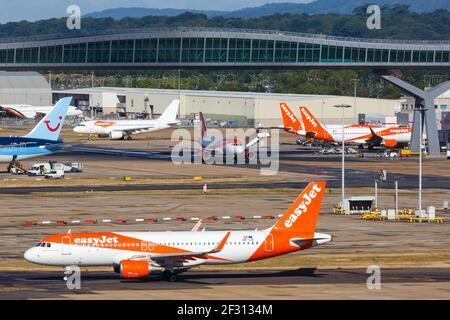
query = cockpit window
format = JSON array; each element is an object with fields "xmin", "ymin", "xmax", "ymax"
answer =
[{"xmin": 36, "ymin": 242, "xmax": 51, "ymax": 247}]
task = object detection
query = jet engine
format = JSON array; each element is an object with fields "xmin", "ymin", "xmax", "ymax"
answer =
[
  {"xmin": 109, "ymin": 131, "xmax": 124, "ymax": 140},
  {"xmin": 119, "ymin": 260, "xmax": 149, "ymax": 279},
  {"xmin": 383, "ymin": 139, "xmax": 398, "ymax": 148},
  {"xmin": 202, "ymin": 150, "xmax": 212, "ymax": 162}
]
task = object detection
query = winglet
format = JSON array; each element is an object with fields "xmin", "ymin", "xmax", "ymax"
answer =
[
  {"xmin": 367, "ymin": 127, "xmax": 383, "ymax": 145},
  {"xmin": 212, "ymin": 231, "xmax": 231, "ymax": 253},
  {"xmin": 369, "ymin": 127, "xmax": 379, "ymax": 137},
  {"xmin": 191, "ymin": 219, "xmax": 204, "ymax": 232}
]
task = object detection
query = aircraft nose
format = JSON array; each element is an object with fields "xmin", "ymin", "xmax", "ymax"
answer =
[
  {"xmin": 24, "ymin": 248, "xmax": 39, "ymax": 264},
  {"xmin": 73, "ymin": 126, "xmax": 81, "ymax": 133}
]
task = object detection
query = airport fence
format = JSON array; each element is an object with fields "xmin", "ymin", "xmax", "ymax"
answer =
[{"xmin": 0, "ymin": 118, "xmax": 76, "ymax": 130}]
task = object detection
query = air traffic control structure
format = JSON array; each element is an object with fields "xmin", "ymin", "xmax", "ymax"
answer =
[
  {"xmin": 382, "ymin": 76, "xmax": 450, "ymax": 155},
  {"xmin": 0, "ymin": 27, "xmax": 450, "ymax": 70}
]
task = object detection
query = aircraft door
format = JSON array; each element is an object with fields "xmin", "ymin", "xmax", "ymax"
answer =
[
  {"xmin": 61, "ymin": 235, "xmax": 72, "ymax": 255},
  {"xmin": 265, "ymin": 234, "xmax": 274, "ymax": 252}
]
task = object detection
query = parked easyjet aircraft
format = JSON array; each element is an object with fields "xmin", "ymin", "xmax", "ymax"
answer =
[
  {"xmin": 279, "ymin": 102, "xmax": 382, "ymax": 138},
  {"xmin": 299, "ymin": 106, "xmax": 411, "ymax": 149},
  {"xmin": 73, "ymin": 100, "xmax": 180, "ymax": 140},
  {"xmin": 24, "ymin": 182, "xmax": 331, "ymax": 281}
]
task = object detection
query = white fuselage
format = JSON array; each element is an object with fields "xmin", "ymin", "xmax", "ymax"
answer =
[
  {"xmin": 24, "ymin": 229, "xmax": 330, "ymax": 267},
  {"xmin": 0, "ymin": 104, "xmax": 82, "ymax": 119},
  {"xmin": 73, "ymin": 120, "xmax": 171, "ymax": 137},
  {"xmin": 325, "ymin": 126, "xmax": 411, "ymax": 145},
  {"xmin": 202, "ymin": 136, "xmax": 246, "ymax": 155}
]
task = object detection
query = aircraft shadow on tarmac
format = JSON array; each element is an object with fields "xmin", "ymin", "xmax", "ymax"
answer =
[{"xmin": 25, "ymin": 267, "xmax": 321, "ymax": 283}]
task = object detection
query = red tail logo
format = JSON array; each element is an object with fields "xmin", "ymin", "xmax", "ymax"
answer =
[{"xmin": 44, "ymin": 116, "xmax": 62, "ymax": 132}]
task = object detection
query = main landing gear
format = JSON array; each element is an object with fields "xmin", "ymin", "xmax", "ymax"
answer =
[{"xmin": 162, "ymin": 270, "xmax": 179, "ymax": 282}]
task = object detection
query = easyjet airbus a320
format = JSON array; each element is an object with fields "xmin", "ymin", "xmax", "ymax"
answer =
[
  {"xmin": 279, "ymin": 102, "xmax": 411, "ymax": 149},
  {"xmin": 24, "ymin": 182, "xmax": 331, "ymax": 282}
]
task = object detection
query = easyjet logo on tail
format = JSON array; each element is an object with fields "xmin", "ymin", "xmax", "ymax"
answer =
[
  {"xmin": 281, "ymin": 103, "xmax": 297, "ymax": 124},
  {"xmin": 284, "ymin": 183, "xmax": 322, "ymax": 228},
  {"xmin": 300, "ymin": 107, "xmax": 318, "ymax": 129}
]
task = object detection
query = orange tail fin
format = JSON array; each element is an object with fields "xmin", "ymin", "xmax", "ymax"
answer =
[
  {"xmin": 273, "ymin": 181, "xmax": 326, "ymax": 238},
  {"xmin": 299, "ymin": 106, "xmax": 333, "ymax": 142},
  {"xmin": 280, "ymin": 102, "xmax": 303, "ymax": 133}
]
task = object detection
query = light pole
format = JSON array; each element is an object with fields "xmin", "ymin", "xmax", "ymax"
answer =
[
  {"xmin": 351, "ymin": 78, "xmax": 359, "ymax": 122},
  {"xmin": 417, "ymin": 106, "xmax": 427, "ymax": 216},
  {"xmin": 334, "ymin": 104, "xmax": 352, "ymax": 211}
]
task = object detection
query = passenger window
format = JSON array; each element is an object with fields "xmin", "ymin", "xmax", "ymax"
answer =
[
  {"xmin": 47, "ymin": 243, "xmax": 51, "ymax": 247},
  {"xmin": 40, "ymin": 243, "xmax": 46, "ymax": 247}
]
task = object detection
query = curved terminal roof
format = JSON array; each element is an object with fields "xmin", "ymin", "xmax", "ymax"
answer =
[{"xmin": 1, "ymin": 27, "xmax": 449, "ymax": 70}]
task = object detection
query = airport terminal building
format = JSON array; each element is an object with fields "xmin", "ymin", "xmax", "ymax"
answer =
[
  {"xmin": 52, "ymin": 87, "xmax": 402, "ymax": 127},
  {"xmin": 1, "ymin": 26, "xmax": 449, "ymax": 130}
]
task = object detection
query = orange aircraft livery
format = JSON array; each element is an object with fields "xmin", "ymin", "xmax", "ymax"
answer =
[
  {"xmin": 24, "ymin": 182, "xmax": 332, "ymax": 281},
  {"xmin": 298, "ymin": 105, "xmax": 412, "ymax": 148}
]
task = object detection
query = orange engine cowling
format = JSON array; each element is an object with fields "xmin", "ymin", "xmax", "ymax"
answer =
[
  {"xmin": 383, "ymin": 139, "xmax": 398, "ymax": 148},
  {"xmin": 120, "ymin": 260, "xmax": 150, "ymax": 279}
]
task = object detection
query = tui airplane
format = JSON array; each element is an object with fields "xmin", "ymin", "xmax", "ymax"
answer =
[{"xmin": 0, "ymin": 97, "xmax": 72, "ymax": 164}]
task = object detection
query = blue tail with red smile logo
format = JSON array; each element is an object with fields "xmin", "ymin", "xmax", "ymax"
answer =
[{"xmin": 24, "ymin": 97, "xmax": 72, "ymax": 141}]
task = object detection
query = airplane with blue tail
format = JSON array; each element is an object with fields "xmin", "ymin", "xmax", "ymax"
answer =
[{"xmin": 0, "ymin": 97, "xmax": 72, "ymax": 163}]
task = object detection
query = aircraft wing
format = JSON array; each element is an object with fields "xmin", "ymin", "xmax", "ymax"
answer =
[
  {"xmin": 167, "ymin": 120, "xmax": 181, "ymax": 126},
  {"xmin": 0, "ymin": 138, "xmax": 69, "ymax": 149},
  {"xmin": 0, "ymin": 141, "xmax": 38, "ymax": 149},
  {"xmin": 128, "ymin": 232, "xmax": 230, "ymax": 262},
  {"xmin": 40, "ymin": 142, "xmax": 74, "ymax": 149},
  {"xmin": 120, "ymin": 127, "xmax": 157, "ymax": 135},
  {"xmin": 365, "ymin": 128, "xmax": 383, "ymax": 146}
]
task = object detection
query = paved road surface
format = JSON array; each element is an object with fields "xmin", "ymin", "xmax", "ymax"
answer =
[{"xmin": 0, "ymin": 268, "xmax": 449, "ymax": 299}]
